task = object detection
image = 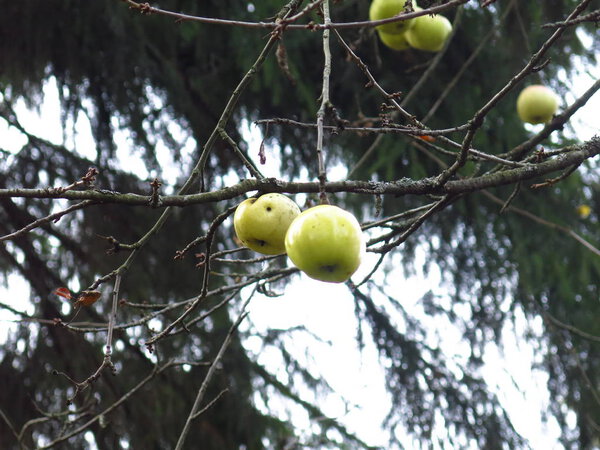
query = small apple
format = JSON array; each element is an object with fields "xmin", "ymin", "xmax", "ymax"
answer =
[
  {"xmin": 576, "ymin": 204, "xmax": 591, "ymax": 219},
  {"xmin": 284, "ymin": 205, "xmax": 365, "ymax": 283},
  {"xmin": 369, "ymin": 0, "xmax": 417, "ymax": 35},
  {"xmin": 405, "ymin": 12, "xmax": 452, "ymax": 52},
  {"xmin": 377, "ymin": 30, "xmax": 410, "ymax": 51},
  {"xmin": 234, "ymin": 193, "xmax": 301, "ymax": 255},
  {"xmin": 516, "ymin": 85, "xmax": 559, "ymax": 124}
]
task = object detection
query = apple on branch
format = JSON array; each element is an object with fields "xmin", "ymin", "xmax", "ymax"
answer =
[
  {"xmin": 234, "ymin": 193, "xmax": 301, "ymax": 255},
  {"xmin": 516, "ymin": 85, "xmax": 559, "ymax": 124},
  {"xmin": 405, "ymin": 11, "xmax": 452, "ymax": 52},
  {"xmin": 285, "ymin": 205, "xmax": 365, "ymax": 283},
  {"xmin": 369, "ymin": 0, "xmax": 417, "ymax": 35},
  {"xmin": 377, "ymin": 29, "xmax": 411, "ymax": 51}
]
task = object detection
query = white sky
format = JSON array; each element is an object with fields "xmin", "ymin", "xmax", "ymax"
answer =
[{"xmin": 1, "ymin": 44, "xmax": 598, "ymax": 447}]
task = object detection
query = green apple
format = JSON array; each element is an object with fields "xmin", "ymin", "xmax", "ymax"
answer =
[
  {"xmin": 516, "ymin": 85, "xmax": 559, "ymax": 124},
  {"xmin": 369, "ymin": 0, "xmax": 417, "ymax": 35},
  {"xmin": 405, "ymin": 12, "xmax": 452, "ymax": 52},
  {"xmin": 284, "ymin": 205, "xmax": 365, "ymax": 283},
  {"xmin": 377, "ymin": 30, "xmax": 410, "ymax": 50},
  {"xmin": 234, "ymin": 193, "xmax": 300, "ymax": 255}
]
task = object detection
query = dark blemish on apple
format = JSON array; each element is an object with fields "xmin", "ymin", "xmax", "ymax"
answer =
[
  {"xmin": 266, "ymin": 206, "xmax": 272, "ymax": 212},
  {"xmin": 254, "ymin": 239, "xmax": 267, "ymax": 247},
  {"xmin": 321, "ymin": 265, "xmax": 337, "ymax": 273}
]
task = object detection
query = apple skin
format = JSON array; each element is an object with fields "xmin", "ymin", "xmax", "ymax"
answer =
[
  {"xmin": 405, "ymin": 13, "xmax": 452, "ymax": 52},
  {"xmin": 576, "ymin": 204, "xmax": 591, "ymax": 219},
  {"xmin": 234, "ymin": 193, "xmax": 301, "ymax": 255},
  {"xmin": 516, "ymin": 85, "xmax": 559, "ymax": 124},
  {"xmin": 369, "ymin": 0, "xmax": 416, "ymax": 35},
  {"xmin": 284, "ymin": 205, "xmax": 365, "ymax": 283},
  {"xmin": 377, "ymin": 30, "xmax": 410, "ymax": 50}
]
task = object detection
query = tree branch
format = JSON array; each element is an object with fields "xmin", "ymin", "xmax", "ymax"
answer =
[
  {"xmin": 316, "ymin": 0, "xmax": 332, "ymax": 204},
  {"xmin": 2, "ymin": 137, "xmax": 597, "ymax": 204},
  {"xmin": 174, "ymin": 293, "xmax": 253, "ymax": 450},
  {"xmin": 120, "ymin": 0, "xmax": 469, "ymax": 31}
]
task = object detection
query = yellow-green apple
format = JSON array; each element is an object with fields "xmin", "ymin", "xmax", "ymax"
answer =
[
  {"xmin": 234, "ymin": 193, "xmax": 300, "ymax": 255},
  {"xmin": 576, "ymin": 204, "xmax": 591, "ymax": 219},
  {"xmin": 377, "ymin": 30, "xmax": 410, "ymax": 50},
  {"xmin": 284, "ymin": 205, "xmax": 365, "ymax": 283},
  {"xmin": 405, "ymin": 12, "xmax": 452, "ymax": 52},
  {"xmin": 516, "ymin": 85, "xmax": 559, "ymax": 124},
  {"xmin": 369, "ymin": 0, "xmax": 417, "ymax": 35}
]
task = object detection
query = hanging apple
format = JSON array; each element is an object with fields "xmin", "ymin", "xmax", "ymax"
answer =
[
  {"xmin": 576, "ymin": 204, "xmax": 591, "ymax": 219},
  {"xmin": 369, "ymin": 0, "xmax": 417, "ymax": 35},
  {"xmin": 405, "ymin": 12, "xmax": 452, "ymax": 52},
  {"xmin": 516, "ymin": 85, "xmax": 559, "ymax": 124},
  {"xmin": 284, "ymin": 205, "xmax": 365, "ymax": 283},
  {"xmin": 233, "ymin": 193, "xmax": 301, "ymax": 255},
  {"xmin": 377, "ymin": 30, "xmax": 410, "ymax": 51}
]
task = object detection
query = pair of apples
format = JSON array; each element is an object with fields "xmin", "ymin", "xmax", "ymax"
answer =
[
  {"xmin": 233, "ymin": 194, "xmax": 365, "ymax": 283},
  {"xmin": 370, "ymin": 1, "xmax": 559, "ymax": 124},
  {"xmin": 370, "ymin": 0, "xmax": 452, "ymax": 52}
]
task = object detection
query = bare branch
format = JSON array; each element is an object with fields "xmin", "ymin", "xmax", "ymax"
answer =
[
  {"xmin": 0, "ymin": 407, "xmax": 20, "ymax": 448},
  {"xmin": 2, "ymin": 137, "xmax": 598, "ymax": 204},
  {"xmin": 316, "ymin": 0, "xmax": 332, "ymax": 204},
  {"xmin": 0, "ymin": 200, "xmax": 95, "ymax": 242},
  {"xmin": 174, "ymin": 293, "xmax": 253, "ymax": 450},
  {"xmin": 39, "ymin": 361, "xmax": 184, "ymax": 449},
  {"xmin": 119, "ymin": 0, "xmax": 470, "ymax": 31},
  {"xmin": 543, "ymin": 9, "xmax": 600, "ymax": 28},
  {"xmin": 482, "ymin": 190, "xmax": 600, "ymax": 258}
]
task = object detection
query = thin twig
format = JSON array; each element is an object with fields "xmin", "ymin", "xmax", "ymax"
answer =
[
  {"xmin": 256, "ymin": 117, "xmax": 471, "ymax": 136},
  {"xmin": 362, "ymin": 203, "xmax": 435, "ymax": 230},
  {"xmin": 538, "ymin": 304, "xmax": 600, "ymax": 409},
  {"xmin": 105, "ymin": 274, "xmax": 121, "ymax": 357},
  {"xmin": 174, "ymin": 293, "xmax": 253, "ymax": 450},
  {"xmin": 541, "ymin": 311, "xmax": 600, "ymax": 344},
  {"xmin": 499, "ymin": 182, "xmax": 521, "ymax": 214},
  {"xmin": 120, "ymin": 0, "xmax": 469, "ymax": 31},
  {"xmin": 190, "ymin": 388, "xmax": 229, "ymax": 420},
  {"xmin": 218, "ymin": 129, "xmax": 265, "ymax": 179},
  {"xmin": 39, "ymin": 361, "xmax": 184, "ymax": 449},
  {"xmin": 316, "ymin": 0, "xmax": 332, "ymax": 204},
  {"xmin": 175, "ymin": 205, "xmax": 237, "ymax": 260},
  {"xmin": 530, "ymin": 164, "xmax": 579, "ymax": 189},
  {"xmin": 146, "ymin": 206, "xmax": 238, "ymax": 346},
  {"xmin": 370, "ymin": 194, "xmax": 458, "ymax": 253},
  {"xmin": 543, "ymin": 9, "xmax": 600, "ymax": 28},
  {"xmin": 0, "ymin": 200, "xmax": 96, "ymax": 243},
  {"xmin": 0, "ymin": 407, "xmax": 20, "ymax": 447},
  {"xmin": 482, "ymin": 190, "xmax": 600, "ymax": 258}
]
